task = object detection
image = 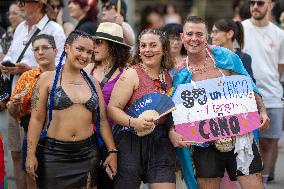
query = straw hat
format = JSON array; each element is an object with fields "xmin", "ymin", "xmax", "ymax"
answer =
[{"xmin": 93, "ymin": 22, "xmax": 131, "ymax": 48}]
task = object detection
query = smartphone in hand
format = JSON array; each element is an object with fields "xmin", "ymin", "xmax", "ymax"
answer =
[{"xmin": 2, "ymin": 61, "xmax": 15, "ymax": 67}]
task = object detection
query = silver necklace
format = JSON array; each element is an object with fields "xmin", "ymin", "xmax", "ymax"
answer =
[{"xmin": 186, "ymin": 48, "xmax": 215, "ymax": 74}]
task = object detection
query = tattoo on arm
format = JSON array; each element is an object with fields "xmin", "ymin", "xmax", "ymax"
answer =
[
  {"xmin": 27, "ymin": 138, "xmax": 33, "ymax": 155},
  {"xmin": 31, "ymin": 85, "xmax": 40, "ymax": 110},
  {"xmin": 255, "ymin": 94, "xmax": 265, "ymax": 112}
]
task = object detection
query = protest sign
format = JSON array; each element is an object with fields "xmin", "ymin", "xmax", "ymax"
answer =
[{"xmin": 172, "ymin": 75, "xmax": 260, "ymax": 143}]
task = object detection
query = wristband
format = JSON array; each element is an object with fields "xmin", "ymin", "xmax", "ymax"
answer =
[{"xmin": 108, "ymin": 149, "xmax": 118, "ymax": 154}]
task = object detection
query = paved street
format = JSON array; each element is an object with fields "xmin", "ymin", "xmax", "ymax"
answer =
[{"xmin": 6, "ymin": 133, "xmax": 284, "ymax": 189}]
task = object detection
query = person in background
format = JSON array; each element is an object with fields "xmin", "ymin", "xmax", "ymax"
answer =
[
  {"xmin": 140, "ymin": 6, "xmax": 164, "ymax": 31},
  {"xmin": 0, "ymin": 1, "xmax": 66, "ymax": 188},
  {"xmin": 271, "ymin": 0, "xmax": 284, "ymax": 29},
  {"xmin": 211, "ymin": 19, "xmax": 255, "ymax": 83},
  {"xmin": 242, "ymin": 0, "xmax": 284, "ymax": 184},
  {"xmin": 0, "ymin": 3, "xmax": 24, "ymax": 185},
  {"xmin": 163, "ymin": 5, "xmax": 182, "ymax": 25},
  {"xmin": 0, "ymin": 3, "xmax": 24, "ymax": 60},
  {"xmin": 68, "ymin": 0, "xmax": 98, "ymax": 35},
  {"xmin": 108, "ymin": 29, "xmax": 176, "ymax": 189},
  {"xmin": 232, "ymin": 0, "xmax": 246, "ymax": 21},
  {"xmin": 210, "ymin": 18, "xmax": 256, "ymax": 189},
  {"xmin": 162, "ymin": 23, "xmax": 186, "ymax": 77},
  {"xmin": 85, "ymin": 21, "xmax": 131, "ymax": 189},
  {"xmin": 47, "ymin": 0, "xmax": 74, "ymax": 36},
  {"xmin": 26, "ymin": 30, "xmax": 117, "ymax": 189},
  {"xmin": 100, "ymin": 0, "xmax": 135, "ymax": 47},
  {"xmin": 6, "ymin": 34, "xmax": 57, "ymax": 189}
]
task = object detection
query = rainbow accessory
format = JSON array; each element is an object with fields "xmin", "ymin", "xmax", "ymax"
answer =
[{"xmin": 172, "ymin": 46, "xmax": 261, "ymax": 189}]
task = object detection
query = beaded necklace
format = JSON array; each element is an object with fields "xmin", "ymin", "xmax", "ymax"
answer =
[{"xmin": 186, "ymin": 48, "xmax": 214, "ymax": 74}]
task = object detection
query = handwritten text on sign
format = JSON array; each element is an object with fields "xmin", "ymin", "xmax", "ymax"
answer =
[{"xmin": 172, "ymin": 75, "xmax": 260, "ymax": 142}]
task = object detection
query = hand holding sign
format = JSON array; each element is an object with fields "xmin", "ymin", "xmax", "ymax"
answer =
[
  {"xmin": 259, "ymin": 111, "xmax": 270, "ymax": 131},
  {"xmin": 169, "ymin": 129, "xmax": 188, "ymax": 148}
]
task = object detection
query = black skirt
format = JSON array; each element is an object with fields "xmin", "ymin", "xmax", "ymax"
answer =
[{"xmin": 36, "ymin": 134, "xmax": 100, "ymax": 189}]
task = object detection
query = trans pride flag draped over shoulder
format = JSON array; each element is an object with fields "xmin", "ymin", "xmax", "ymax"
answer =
[{"xmin": 170, "ymin": 46, "xmax": 261, "ymax": 189}]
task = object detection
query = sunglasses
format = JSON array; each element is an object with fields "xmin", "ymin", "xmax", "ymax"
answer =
[
  {"xmin": 103, "ymin": 2, "xmax": 116, "ymax": 11},
  {"xmin": 94, "ymin": 39, "xmax": 104, "ymax": 46},
  {"xmin": 249, "ymin": 1, "xmax": 266, "ymax": 7},
  {"xmin": 51, "ymin": 5, "xmax": 62, "ymax": 10}
]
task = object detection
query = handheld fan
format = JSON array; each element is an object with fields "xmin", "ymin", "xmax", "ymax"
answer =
[{"xmin": 127, "ymin": 93, "xmax": 176, "ymax": 136}]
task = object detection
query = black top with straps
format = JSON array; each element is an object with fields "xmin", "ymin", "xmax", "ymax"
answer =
[{"xmin": 52, "ymin": 69, "xmax": 99, "ymax": 112}]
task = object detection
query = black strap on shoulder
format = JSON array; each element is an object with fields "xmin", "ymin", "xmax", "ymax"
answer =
[
  {"xmin": 16, "ymin": 19, "xmax": 50, "ymax": 63},
  {"xmin": 100, "ymin": 65, "xmax": 118, "ymax": 88}
]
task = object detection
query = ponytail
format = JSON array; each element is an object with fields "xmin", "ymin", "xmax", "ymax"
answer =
[{"xmin": 234, "ymin": 21, "xmax": 244, "ymax": 50}]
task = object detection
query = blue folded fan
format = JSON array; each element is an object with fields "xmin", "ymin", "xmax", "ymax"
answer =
[{"xmin": 124, "ymin": 93, "xmax": 176, "ymax": 136}]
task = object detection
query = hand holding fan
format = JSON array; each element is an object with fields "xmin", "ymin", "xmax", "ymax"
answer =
[{"xmin": 127, "ymin": 93, "xmax": 176, "ymax": 136}]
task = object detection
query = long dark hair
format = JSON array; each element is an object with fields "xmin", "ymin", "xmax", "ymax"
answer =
[
  {"xmin": 214, "ymin": 19, "xmax": 244, "ymax": 49},
  {"xmin": 132, "ymin": 28, "xmax": 174, "ymax": 70},
  {"xmin": 94, "ymin": 40, "xmax": 131, "ymax": 69},
  {"xmin": 162, "ymin": 23, "xmax": 187, "ymax": 56}
]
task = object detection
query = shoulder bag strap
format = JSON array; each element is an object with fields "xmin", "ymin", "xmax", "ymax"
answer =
[
  {"xmin": 99, "ymin": 65, "xmax": 118, "ymax": 88},
  {"xmin": 16, "ymin": 19, "xmax": 50, "ymax": 63}
]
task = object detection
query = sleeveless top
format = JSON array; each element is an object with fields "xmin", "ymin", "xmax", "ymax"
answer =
[
  {"xmin": 126, "ymin": 64, "xmax": 172, "ymax": 109},
  {"xmin": 90, "ymin": 66, "xmax": 123, "ymax": 128},
  {"xmin": 52, "ymin": 69, "xmax": 99, "ymax": 112}
]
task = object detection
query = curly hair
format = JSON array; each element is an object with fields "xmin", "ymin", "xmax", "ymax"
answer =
[
  {"xmin": 95, "ymin": 40, "xmax": 131, "ymax": 69},
  {"xmin": 132, "ymin": 28, "xmax": 174, "ymax": 70}
]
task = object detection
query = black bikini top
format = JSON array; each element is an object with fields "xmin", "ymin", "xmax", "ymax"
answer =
[{"xmin": 52, "ymin": 69, "xmax": 99, "ymax": 112}]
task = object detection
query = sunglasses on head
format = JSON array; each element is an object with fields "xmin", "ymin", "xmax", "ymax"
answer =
[{"xmin": 249, "ymin": 0, "xmax": 266, "ymax": 7}]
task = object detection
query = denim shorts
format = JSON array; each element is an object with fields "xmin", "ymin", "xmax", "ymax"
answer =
[
  {"xmin": 113, "ymin": 125, "xmax": 176, "ymax": 189},
  {"xmin": 259, "ymin": 108, "xmax": 283, "ymax": 139}
]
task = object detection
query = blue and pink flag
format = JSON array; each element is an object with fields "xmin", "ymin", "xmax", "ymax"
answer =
[{"xmin": 172, "ymin": 75, "xmax": 261, "ymax": 143}]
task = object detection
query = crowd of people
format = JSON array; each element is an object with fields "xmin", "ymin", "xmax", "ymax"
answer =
[{"xmin": 0, "ymin": 0, "xmax": 283, "ymax": 189}]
